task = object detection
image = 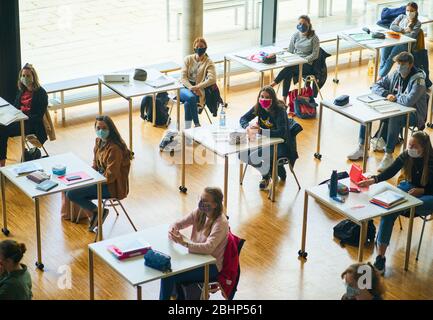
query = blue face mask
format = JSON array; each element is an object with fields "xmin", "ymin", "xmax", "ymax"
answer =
[
  {"xmin": 194, "ymin": 47, "xmax": 207, "ymax": 56},
  {"xmin": 345, "ymin": 283, "xmax": 360, "ymax": 299},
  {"xmin": 96, "ymin": 129, "xmax": 109, "ymax": 140},
  {"xmin": 198, "ymin": 200, "xmax": 212, "ymax": 213},
  {"xmin": 297, "ymin": 23, "xmax": 308, "ymax": 33}
]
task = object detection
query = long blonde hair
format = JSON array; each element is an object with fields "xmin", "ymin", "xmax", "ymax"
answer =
[
  {"xmin": 17, "ymin": 63, "xmax": 41, "ymax": 91},
  {"xmin": 403, "ymin": 131, "xmax": 432, "ymax": 186},
  {"xmin": 196, "ymin": 187, "xmax": 224, "ymax": 236}
]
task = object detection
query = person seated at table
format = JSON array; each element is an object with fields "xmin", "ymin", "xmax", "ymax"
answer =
[
  {"xmin": 270, "ymin": 15, "xmax": 320, "ymax": 102},
  {"xmin": 0, "ymin": 63, "xmax": 48, "ymax": 167},
  {"xmin": 239, "ymin": 86, "xmax": 289, "ymax": 190},
  {"xmin": 341, "ymin": 262, "xmax": 385, "ymax": 300},
  {"xmin": 347, "ymin": 51, "xmax": 427, "ymax": 172},
  {"xmin": 379, "ymin": 2, "xmax": 421, "ymax": 78},
  {"xmin": 358, "ymin": 131, "xmax": 433, "ymax": 274},
  {"xmin": 160, "ymin": 187, "xmax": 229, "ymax": 300},
  {"xmin": 66, "ymin": 115, "xmax": 131, "ymax": 232},
  {"xmin": 180, "ymin": 37, "xmax": 217, "ymax": 129},
  {"xmin": 0, "ymin": 240, "xmax": 32, "ymax": 300}
]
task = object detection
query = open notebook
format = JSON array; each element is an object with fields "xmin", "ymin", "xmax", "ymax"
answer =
[
  {"xmin": 0, "ymin": 105, "xmax": 22, "ymax": 126},
  {"xmin": 146, "ymin": 75, "xmax": 175, "ymax": 88}
]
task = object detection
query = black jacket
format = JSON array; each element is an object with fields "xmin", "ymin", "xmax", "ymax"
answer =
[{"xmin": 13, "ymin": 87, "xmax": 48, "ymax": 144}]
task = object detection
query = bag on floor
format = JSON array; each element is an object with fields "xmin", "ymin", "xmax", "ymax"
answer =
[
  {"xmin": 159, "ymin": 129, "xmax": 181, "ymax": 155},
  {"xmin": 287, "ymin": 86, "xmax": 314, "ymax": 113},
  {"xmin": 294, "ymin": 96, "xmax": 317, "ymax": 119},
  {"xmin": 333, "ymin": 219, "xmax": 376, "ymax": 247},
  {"xmin": 140, "ymin": 92, "xmax": 170, "ymax": 126}
]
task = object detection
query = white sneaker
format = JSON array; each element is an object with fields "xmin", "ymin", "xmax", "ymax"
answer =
[
  {"xmin": 347, "ymin": 145, "xmax": 364, "ymax": 160},
  {"xmin": 378, "ymin": 153, "xmax": 394, "ymax": 172},
  {"xmin": 371, "ymin": 137, "xmax": 386, "ymax": 152}
]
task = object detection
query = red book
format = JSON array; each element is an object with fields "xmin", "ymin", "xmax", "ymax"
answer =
[
  {"xmin": 58, "ymin": 171, "xmax": 93, "ymax": 185},
  {"xmin": 107, "ymin": 239, "xmax": 151, "ymax": 260}
]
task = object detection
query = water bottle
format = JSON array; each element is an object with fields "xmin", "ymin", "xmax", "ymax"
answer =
[
  {"xmin": 219, "ymin": 106, "xmax": 226, "ymax": 128},
  {"xmin": 329, "ymin": 170, "xmax": 338, "ymax": 198}
]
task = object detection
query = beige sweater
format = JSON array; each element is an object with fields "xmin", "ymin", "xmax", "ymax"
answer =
[
  {"xmin": 172, "ymin": 209, "xmax": 229, "ymax": 271},
  {"xmin": 181, "ymin": 54, "xmax": 217, "ymax": 106}
]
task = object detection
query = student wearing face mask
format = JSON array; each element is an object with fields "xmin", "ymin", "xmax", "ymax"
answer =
[
  {"xmin": 341, "ymin": 263, "xmax": 385, "ymax": 300},
  {"xmin": 160, "ymin": 187, "xmax": 229, "ymax": 300},
  {"xmin": 379, "ymin": 2, "xmax": 421, "ymax": 77},
  {"xmin": 239, "ymin": 86, "xmax": 289, "ymax": 190},
  {"xmin": 0, "ymin": 63, "xmax": 48, "ymax": 167},
  {"xmin": 180, "ymin": 37, "xmax": 217, "ymax": 129},
  {"xmin": 270, "ymin": 15, "xmax": 320, "ymax": 102},
  {"xmin": 66, "ymin": 115, "xmax": 131, "ymax": 232},
  {"xmin": 358, "ymin": 131, "xmax": 433, "ymax": 274},
  {"xmin": 348, "ymin": 52, "xmax": 427, "ymax": 172}
]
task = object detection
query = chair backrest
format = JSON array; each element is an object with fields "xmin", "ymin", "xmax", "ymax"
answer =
[{"xmin": 43, "ymin": 110, "xmax": 56, "ymax": 141}]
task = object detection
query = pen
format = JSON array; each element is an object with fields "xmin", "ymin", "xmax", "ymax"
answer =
[{"xmin": 368, "ymin": 96, "xmax": 373, "ymax": 100}]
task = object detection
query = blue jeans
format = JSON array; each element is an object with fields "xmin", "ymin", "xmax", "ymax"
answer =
[
  {"xmin": 377, "ymin": 181, "xmax": 433, "ymax": 246},
  {"xmin": 159, "ymin": 264, "xmax": 219, "ymax": 300},
  {"xmin": 379, "ymin": 44, "xmax": 408, "ymax": 78},
  {"xmin": 66, "ymin": 184, "xmax": 111, "ymax": 212},
  {"xmin": 358, "ymin": 113, "xmax": 416, "ymax": 153},
  {"xmin": 180, "ymin": 87, "xmax": 200, "ymax": 126}
]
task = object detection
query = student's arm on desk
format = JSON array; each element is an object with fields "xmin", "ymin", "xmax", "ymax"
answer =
[
  {"xmin": 371, "ymin": 76, "xmax": 391, "ymax": 97},
  {"xmin": 187, "ymin": 218, "xmax": 228, "ymax": 255},
  {"xmin": 376, "ymin": 154, "xmax": 405, "ymax": 182},
  {"xmin": 240, "ymin": 107, "xmax": 256, "ymax": 129},
  {"xmin": 396, "ymin": 78, "xmax": 426, "ymax": 108},
  {"xmin": 390, "ymin": 15, "xmax": 404, "ymax": 33},
  {"xmin": 171, "ymin": 210, "xmax": 196, "ymax": 232}
]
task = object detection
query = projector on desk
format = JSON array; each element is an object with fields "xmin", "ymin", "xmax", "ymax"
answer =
[{"xmin": 103, "ymin": 74, "xmax": 130, "ymax": 82}]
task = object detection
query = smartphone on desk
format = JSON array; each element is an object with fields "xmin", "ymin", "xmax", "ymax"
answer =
[{"xmin": 66, "ymin": 175, "xmax": 82, "ymax": 181}]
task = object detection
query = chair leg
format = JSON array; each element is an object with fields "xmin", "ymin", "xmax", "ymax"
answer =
[
  {"xmin": 116, "ymin": 200, "xmax": 138, "ymax": 232},
  {"xmin": 416, "ymin": 218, "xmax": 427, "ymax": 261},
  {"xmin": 241, "ymin": 163, "xmax": 248, "ymax": 185},
  {"xmin": 110, "ymin": 200, "xmax": 120, "ymax": 217},
  {"xmin": 204, "ymin": 107, "xmax": 212, "ymax": 124},
  {"xmin": 289, "ymin": 163, "xmax": 301, "ymax": 190},
  {"xmin": 398, "ymin": 215, "xmax": 403, "ymax": 231}
]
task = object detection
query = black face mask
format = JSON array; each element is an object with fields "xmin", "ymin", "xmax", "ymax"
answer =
[{"xmin": 194, "ymin": 47, "xmax": 207, "ymax": 56}]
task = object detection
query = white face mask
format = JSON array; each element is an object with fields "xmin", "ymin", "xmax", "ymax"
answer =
[
  {"xmin": 408, "ymin": 147, "xmax": 422, "ymax": 158},
  {"xmin": 406, "ymin": 11, "xmax": 416, "ymax": 19}
]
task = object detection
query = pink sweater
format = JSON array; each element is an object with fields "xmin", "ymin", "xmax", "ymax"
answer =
[{"xmin": 172, "ymin": 209, "xmax": 229, "ymax": 271}]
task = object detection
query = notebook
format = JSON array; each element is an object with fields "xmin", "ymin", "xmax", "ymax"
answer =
[
  {"xmin": 357, "ymin": 94, "xmax": 386, "ymax": 103},
  {"xmin": 366, "ymin": 100, "xmax": 400, "ymax": 113},
  {"xmin": 0, "ymin": 105, "xmax": 22, "ymax": 126},
  {"xmin": 107, "ymin": 239, "xmax": 151, "ymax": 260},
  {"xmin": 370, "ymin": 190, "xmax": 407, "ymax": 209},
  {"xmin": 146, "ymin": 75, "xmax": 175, "ymax": 88},
  {"xmin": 57, "ymin": 172, "xmax": 93, "ymax": 185},
  {"xmin": 36, "ymin": 180, "xmax": 58, "ymax": 192},
  {"xmin": 10, "ymin": 162, "xmax": 43, "ymax": 176}
]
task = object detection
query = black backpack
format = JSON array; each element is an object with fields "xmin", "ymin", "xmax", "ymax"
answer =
[
  {"xmin": 333, "ymin": 219, "xmax": 376, "ymax": 247},
  {"xmin": 140, "ymin": 92, "xmax": 170, "ymax": 126}
]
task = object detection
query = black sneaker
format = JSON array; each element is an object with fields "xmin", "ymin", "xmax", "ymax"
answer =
[
  {"xmin": 89, "ymin": 208, "xmax": 109, "ymax": 232},
  {"xmin": 373, "ymin": 255, "xmax": 386, "ymax": 275},
  {"xmin": 259, "ymin": 178, "xmax": 270, "ymax": 190},
  {"xmin": 277, "ymin": 166, "xmax": 287, "ymax": 181}
]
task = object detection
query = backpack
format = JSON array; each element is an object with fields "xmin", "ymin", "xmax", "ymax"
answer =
[
  {"xmin": 294, "ymin": 96, "xmax": 317, "ymax": 119},
  {"xmin": 159, "ymin": 129, "xmax": 181, "ymax": 156},
  {"xmin": 140, "ymin": 92, "xmax": 170, "ymax": 126},
  {"xmin": 333, "ymin": 219, "xmax": 376, "ymax": 247}
]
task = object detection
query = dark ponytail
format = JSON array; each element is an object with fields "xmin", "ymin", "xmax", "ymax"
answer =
[{"xmin": 0, "ymin": 240, "xmax": 27, "ymax": 263}]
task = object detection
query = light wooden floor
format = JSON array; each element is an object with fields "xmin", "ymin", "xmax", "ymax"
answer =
[{"xmin": 1, "ymin": 51, "xmax": 433, "ymax": 300}]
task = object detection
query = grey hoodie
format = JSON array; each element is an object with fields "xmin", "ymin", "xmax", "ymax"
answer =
[{"xmin": 372, "ymin": 67, "xmax": 427, "ymax": 128}]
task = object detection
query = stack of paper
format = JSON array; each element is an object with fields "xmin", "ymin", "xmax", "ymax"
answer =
[
  {"xmin": 10, "ymin": 162, "xmax": 43, "ymax": 176},
  {"xmin": 146, "ymin": 75, "xmax": 175, "ymax": 88},
  {"xmin": 366, "ymin": 100, "xmax": 400, "ymax": 113},
  {"xmin": 0, "ymin": 105, "xmax": 21, "ymax": 126},
  {"xmin": 370, "ymin": 190, "xmax": 407, "ymax": 209},
  {"xmin": 357, "ymin": 94, "xmax": 386, "ymax": 103}
]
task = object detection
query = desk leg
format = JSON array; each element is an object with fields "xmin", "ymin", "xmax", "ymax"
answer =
[
  {"xmin": 269, "ymin": 144, "xmax": 278, "ymax": 201},
  {"xmin": 408, "ymin": 42, "xmax": 412, "ymax": 54},
  {"xmin": 333, "ymin": 35, "xmax": 340, "ymax": 83},
  {"xmin": 1, "ymin": 173, "xmax": 9, "ymax": 236},
  {"xmin": 260, "ymin": 72, "xmax": 264, "ymax": 88},
  {"xmin": 204, "ymin": 264, "xmax": 209, "ymax": 300},
  {"xmin": 298, "ymin": 191, "xmax": 309, "ymax": 259},
  {"xmin": 403, "ymin": 113, "xmax": 410, "ymax": 151},
  {"xmin": 223, "ymin": 57, "xmax": 228, "ymax": 102},
  {"xmin": 314, "ymin": 103, "xmax": 323, "ymax": 160},
  {"xmin": 97, "ymin": 183, "xmax": 103, "ymax": 241},
  {"xmin": 298, "ymin": 64, "xmax": 303, "ymax": 94},
  {"xmin": 176, "ymin": 88, "xmax": 181, "ymax": 131},
  {"xmin": 20, "ymin": 120, "xmax": 26, "ymax": 163},
  {"xmin": 239, "ymin": 162, "xmax": 244, "ymax": 185},
  {"xmin": 404, "ymin": 207, "xmax": 415, "ymax": 271},
  {"xmin": 358, "ymin": 221, "xmax": 368, "ymax": 262},
  {"xmin": 89, "ymin": 248, "xmax": 95, "ymax": 300},
  {"xmin": 179, "ymin": 132, "xmax": 187, "ymax": 193},
  {"xmin": 362, "ymin": 123, "xmax": 371, "ymax": 173},
  {"xmin": 137, "ymin": 286, "xmax": 142, "ymax": 300},
  {"xmin": 374, "ymin": 48, "xmax": 380, "ymax": 83},
  {"xmin": 35, "ymin": 198, "xmax": 44, "ymax": 270},
  {"xmin": 128, "ymin": 99, "xmax": 134, "ymax": 158},
  {"xmin": 224, "ymin": 155, "xmax": 228, "ymax": 208},
  {"xmin": 98, "ymin": 80, "xmax": 102, "ymax": 115}
]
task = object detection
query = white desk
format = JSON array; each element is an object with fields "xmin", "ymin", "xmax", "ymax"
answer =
[
  {"xmin": 223, "ymin": 46, "xmax": 308, "ymax": 101},
  {"xmin": 299, "ymin": 178, "xmax": 422, "ymax": 270},
  {"xmin": 88, "ymin": 224, "xmax": 216, "ymax": 300},
  {"xmin": 315, "ymin": 98, "xmax": 416, "ymax": 172},
  {"xmin": 0, "ymin": 153, "xmax": 106, "ymax": 270},
  {"xmin": 179, "ymin": 124, "xmax": 284, "ymax": 207},
  {"xmin": 0, "ymin": 97, "xmax": 29, "ymax": 163},
  {"xmin": 98, "ymin": 69, "xmax": 183, "ymax": 157},
  {"xmin": 334, "ymin": 26, "xmax": 416, "ymax": 83}
]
